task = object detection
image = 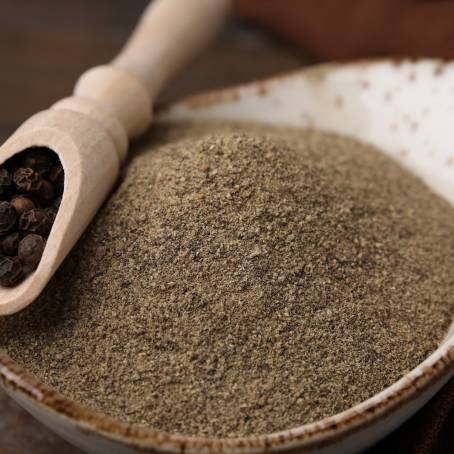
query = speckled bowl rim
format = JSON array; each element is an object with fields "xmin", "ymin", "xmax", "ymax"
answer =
[{"xmin": 1, "ymin": 58, "xmax": 454, "ymax": 454}]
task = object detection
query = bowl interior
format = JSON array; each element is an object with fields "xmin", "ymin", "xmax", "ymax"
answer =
[{"xmin": 159, "ymin": 59, "xmax": 454, "ymax": 340}]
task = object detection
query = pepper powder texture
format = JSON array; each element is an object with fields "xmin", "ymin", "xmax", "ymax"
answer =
[{"xmin": 1, "ymin": 122, "xmax": 454, "ymax": 438}]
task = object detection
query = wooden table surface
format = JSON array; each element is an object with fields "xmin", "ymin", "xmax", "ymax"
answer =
[{"xmin": 0, "ymin": 1, "xmax": 451, "ymax": 453}]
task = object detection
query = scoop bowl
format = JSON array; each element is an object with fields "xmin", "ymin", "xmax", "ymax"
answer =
[{"xmin": 0, "ymin": 102, "xmax": 122, "ymax": 315}]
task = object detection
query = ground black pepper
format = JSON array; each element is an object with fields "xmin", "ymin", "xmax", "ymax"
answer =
[{"xmin": 1, "ymin": 122, "xmax": 454, "ymax": 438}]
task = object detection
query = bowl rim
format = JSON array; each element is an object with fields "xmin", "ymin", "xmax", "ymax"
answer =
[{"xmin": 1, "ymin": 57, "xmax": 454, "ymax": 453}]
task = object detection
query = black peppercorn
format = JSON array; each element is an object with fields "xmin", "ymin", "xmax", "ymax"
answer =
[
  {"xmin": 14, "ymin": 168, "xmax": 42, "ymax": 192},
  {"xmin": 18, "ymin": 234, "xmax": 46, "ymax": 269},
  {"xmin": 0, "ymin": 149, "xmax": 62, "ymax": 286},
  {"xmin": 23, "ymin": 148, "xmax": 54, "ymax": 175},
  {"xmin": 1, "ymin": 231, "xmax": 20, "ymax": 256},
  {"xmin": 0, "ymin": 201, "xmax": 17, "ymax": 235},
  {"xmin": 37, "ymin": 180, "xmax": 55, "ymax": 205},
  {"xmin": 54, "ymin": 195, "xmax": 62, "ymax": 210},
  {"xmin": 19, "ymin": 209, "xmax": 51, "ymax": 236},
  {"xmin": 3, "ymin": 155, "xmax": 22, "ymax": 175},
  {"xmin": 0, "ymin": 256, "xmax": 23, "ymax": 287},
  {"xmin": 49, "ymin": 164, "xmax": 64, "ymax": 191},
  {"xmin": 0, "ymin": 168, "xmax": 12, "ymax": 197},
  {"xmin": 10, "ymin": 195, "xmax": 35, "ymax": 215},
  {"xmin": 44, "ymin": 207, "xmax": 57, "ymax": 224}
]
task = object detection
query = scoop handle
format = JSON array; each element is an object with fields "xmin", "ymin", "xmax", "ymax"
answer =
[
  {"xmin": 73, "ymin": 0, "xmax": 231, "ymax": 142},
  {"xmin": 113, "ymin": 0, "xmax": 232, "ymax": 99}
]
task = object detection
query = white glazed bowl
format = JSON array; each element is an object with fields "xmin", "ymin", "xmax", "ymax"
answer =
[{"xmin": 1, "ymin": 59, "xmax": 454, "ymax": 453}]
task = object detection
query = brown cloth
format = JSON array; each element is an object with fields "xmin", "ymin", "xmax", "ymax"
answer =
[
  {"xmin": 234, "ymin": 1, "xmax": 454, "ymax": 452},
  {"xmin": 235, "ymin": 0, "xmax": 454, "ymax": 60}
]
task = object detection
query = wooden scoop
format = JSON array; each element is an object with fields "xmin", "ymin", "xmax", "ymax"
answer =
[{"xmin": 0, "ymin": 0, "xmax": 231, "ymax": 315}]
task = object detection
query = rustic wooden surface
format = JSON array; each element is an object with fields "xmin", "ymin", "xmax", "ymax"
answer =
[{"xmin": 0, "ymin": 1, "xmax": 451, "ymax": 453}]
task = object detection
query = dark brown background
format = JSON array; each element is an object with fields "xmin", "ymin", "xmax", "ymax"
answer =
[{"xmin": 0, "ymin": 1, "xmax": 452, "ymax": 453}]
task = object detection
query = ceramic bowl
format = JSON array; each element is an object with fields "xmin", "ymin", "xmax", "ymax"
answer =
[{"xmin": 1, "ymin": 59, "xmax": 454, "ymax": 454}]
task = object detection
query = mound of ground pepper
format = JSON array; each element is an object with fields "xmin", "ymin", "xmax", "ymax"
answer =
[{"xmin": 1, "ymin": 122, "xmax": 454, "ymax": 438}]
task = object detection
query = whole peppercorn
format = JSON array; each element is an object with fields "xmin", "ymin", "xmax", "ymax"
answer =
[
  {"xmin": 1, "ymin": 231, "xmax": 20, "ymax": 256},
  {"xmin": 53, "ymin": 195, "xmax": 62, "ymax": 210},
  {"xmin": 0, "ymin": 201, "xmax": 17, "ymax": 235},
  {"xmin": 10, "ymin": 195, "xmax": 35, "ymax": 215},
  {"xmin": 37, "ymin": 180, "xmax": 55, "ymax": 205},
  {"xmin": 49, "ymin": 164, "xmax": 64, "ymax": 191},
  {"xmin": 18, "ymin": 234, "xmax": 46, "ymax": 269},
  {"xmin": 3, "ymin": 155, "xmax": 22, "ymax": 175},
  {"xmin": 0, "ymin": 256, "xmax": 24, "ymax": 287},
  {"xmin": 19, "ymin": 209, "xmax": 51, "ymax": 236},
  {"xmin": 23, "ymin": 148, "xmax": 54, "ymax": 175},
  {"xmin": 14, "ymin": 168, "xmax": 42, "ymax": 193},
  {"xmin": 0, "ymin": 168, "xmax": 12, "ymax": 197},
  {"xmin": 44, "ymin": 207, "xmax": 57, "ymax": 224}
]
